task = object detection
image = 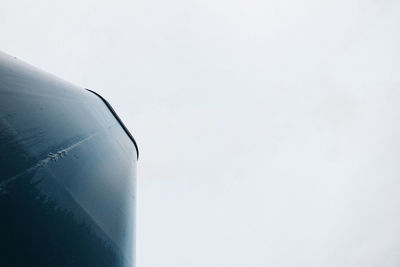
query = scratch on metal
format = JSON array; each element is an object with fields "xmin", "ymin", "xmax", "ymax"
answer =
[{"xmin": 0, "ymin": 132, "xmax": 99, "ymax": 193}]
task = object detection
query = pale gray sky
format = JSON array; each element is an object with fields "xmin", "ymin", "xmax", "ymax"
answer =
[{"xmin": 2, "ymin": 0, "xmax": 400, "ymax": 266}]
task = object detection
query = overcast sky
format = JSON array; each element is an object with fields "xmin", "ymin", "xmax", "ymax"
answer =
[{"xmin": 2, "ymin": 0, "xmax": 400, "ymax": 266}]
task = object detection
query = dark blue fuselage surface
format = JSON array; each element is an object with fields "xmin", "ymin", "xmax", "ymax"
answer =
[{"xmin": 0, "ymin": 52, "xmax": 137, "ymax": 267}]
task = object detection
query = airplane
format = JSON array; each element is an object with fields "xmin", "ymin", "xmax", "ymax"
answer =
[{"xmin": 0, "ymin": 51, "xmax": 138, "ymax": 267}]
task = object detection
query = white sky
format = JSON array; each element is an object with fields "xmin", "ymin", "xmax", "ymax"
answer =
[{"xmin": 2, "ymin": 0, "xmax": 400, "ymax": 266}]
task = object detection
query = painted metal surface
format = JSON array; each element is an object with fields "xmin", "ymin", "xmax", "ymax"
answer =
[{"xmin": 0, "ymin": 52, "xmax": 137, "ymax": 267}]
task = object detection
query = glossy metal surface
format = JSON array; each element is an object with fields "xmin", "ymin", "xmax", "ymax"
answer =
[{"xmin": 0, "ymin": 52, "xmax": 137, "ymax": 266}]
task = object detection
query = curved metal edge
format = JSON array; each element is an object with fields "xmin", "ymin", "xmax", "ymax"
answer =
[{"xmin": 85, "ymin": 89, "xmax": 139, "ymax": 160}]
